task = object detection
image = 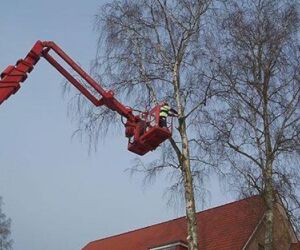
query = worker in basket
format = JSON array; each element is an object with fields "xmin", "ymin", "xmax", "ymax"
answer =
[{"xmin": 159, "ymin": 102, "xmax": 178, "ymax": 128}]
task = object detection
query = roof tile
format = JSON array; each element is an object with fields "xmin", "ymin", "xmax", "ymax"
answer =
[{"xmin": 83, "ymin": 195, "xmax": 265, "ymax": 250}]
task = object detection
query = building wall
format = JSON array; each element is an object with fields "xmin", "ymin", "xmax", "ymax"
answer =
[{"xmin": 246, "ymin": 203, "xmax": 298, "ymax": 250}]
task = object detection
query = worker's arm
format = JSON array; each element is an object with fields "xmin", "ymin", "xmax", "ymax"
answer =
[{"xmin": 169, "ymin": 108, "xmax": 178, "ymax": 117}]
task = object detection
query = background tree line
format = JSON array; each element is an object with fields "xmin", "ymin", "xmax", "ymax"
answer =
[{"xmin": 0, "ymin": 197, "xmax": 12, "ymax": 250}]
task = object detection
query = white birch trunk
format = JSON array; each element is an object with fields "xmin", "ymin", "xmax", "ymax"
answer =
[{"xmin": 173, "ymin": 62, "xmax": 199, "ymax": 250}]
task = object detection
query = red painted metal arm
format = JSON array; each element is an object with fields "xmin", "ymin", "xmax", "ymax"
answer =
[
  {"xmin": 0, "ymin": 40, "xmax": 136, "ymax": 122},
  {"xmin": 0, "ymin": 41, "xmax": 43, "ymax": 104},
  {"xmin": 0, "ymin": 40, "xmax": 173, "ymax": 155}
]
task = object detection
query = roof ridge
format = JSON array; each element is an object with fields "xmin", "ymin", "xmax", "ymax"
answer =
[
  {"xmin": 197, "ymin": 194, "xmax": 261, "ymax": 215},
  {"xmin": 86, "ymin": 215, "xmax": 186, "ymax": 245},
  {"xmin": 85, "ymin": 194, "xmax": 262, "ymax": 247}
]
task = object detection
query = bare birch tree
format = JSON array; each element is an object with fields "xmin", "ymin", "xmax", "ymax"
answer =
[
  {"xmin": 0, "ymin": 197, "xmax": 12, "ymax": 250},
  {"xmin": 65, "ymin": 0, "xmax": 214, "ymax": 249},
  {"xmin": 203, "ymin": 1, "xmax": 300, "ymax": 249}
]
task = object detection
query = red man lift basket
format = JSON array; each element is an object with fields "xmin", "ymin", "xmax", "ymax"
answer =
[{"xmin": 126, "ymin": 105, "xmax": 172, "ymax": 155}]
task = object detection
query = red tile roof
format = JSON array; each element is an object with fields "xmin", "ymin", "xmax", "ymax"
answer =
[{"xmin": 83, "ymin": 196, "xmax": 265, "ymax": 250}]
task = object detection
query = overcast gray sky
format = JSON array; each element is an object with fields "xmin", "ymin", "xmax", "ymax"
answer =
[{"xmin": 0, "ymin": 1, "xmax": 233, "ymax": 250}]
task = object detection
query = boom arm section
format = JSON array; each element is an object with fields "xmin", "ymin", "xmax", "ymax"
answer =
[
  {"xmin": 0, "ymin": 41, "xmax": 135, "ymax": 121},
  {"xmin": 0, "ymin": 41, "xmax": 172, "ymax": 155}
]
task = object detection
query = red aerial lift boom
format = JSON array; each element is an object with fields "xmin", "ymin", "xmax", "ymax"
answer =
[{"xmin": 0, "ymin": 41, "xmax": 172, "ymax": 155}]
